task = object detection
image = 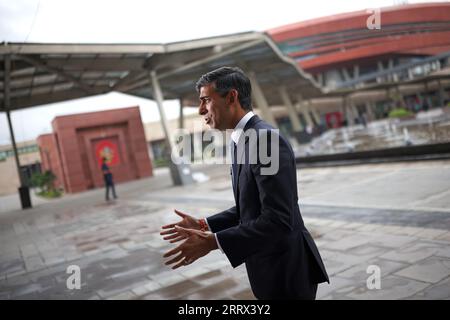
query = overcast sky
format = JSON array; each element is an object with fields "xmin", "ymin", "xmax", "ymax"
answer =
[{"xmin": 0, "ymin": 0, "xmax": 445, "ymax": 144}]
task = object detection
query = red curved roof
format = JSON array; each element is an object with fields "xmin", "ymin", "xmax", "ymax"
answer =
[{"xmin": 267, "ymin": 2, "xmax": 450, "ymax": 73}]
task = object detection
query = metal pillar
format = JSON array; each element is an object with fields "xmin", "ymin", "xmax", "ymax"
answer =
[
  {"xmin": 150, "ymin": 71, "xmax": 193, "ymax": 186},
  {"xmin": 178, "ymin": 98, "xmax": 184, "ymax": 129},
  {"xmin": 309, "ymin": 100, "xmax": 321, "ymax": 126},
  {"xmin": 296, "ymin": 95, "xmax": 314, "ymax": 129},
  {"xmin": 395, "ymin": 85, "xmax": 407, "ymax": 109},
  {"xmin": 344, "ymin": 95, "xmax": 355, "ymax": 126},
  {"xmin": 248, "ymin": 71, "xmax": 277, "ymax": 127},
  {"xmin": 438, "ymin": 80, "xmax": 445, "ymax": 107},
  {"xmin": 424, "ymin": 81, "xmax": 430, "ymax": 109},
  {"xmin": 4, "ymin": 55, "xmax": 32, "ymax": 209},
  {"xmin": 351, "ymin": 103, "xmax": 359, "ymax": 122},
  {"xmin": 365, "ymin": 102, "xmax": 375, "ymax": 121},
  {"xmin": 278, "ymin": 86, "xmax": 303, "ymax": 132}
]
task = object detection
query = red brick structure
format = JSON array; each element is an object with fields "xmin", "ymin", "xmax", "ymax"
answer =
[{"xmin": 37, "ymin": 106, "xmax": 153, "ymax": 193}]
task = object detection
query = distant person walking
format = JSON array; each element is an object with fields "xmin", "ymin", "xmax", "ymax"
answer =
[{"xmin": 101, "ymin": 157, "xmax": 117, "ymax": 201}]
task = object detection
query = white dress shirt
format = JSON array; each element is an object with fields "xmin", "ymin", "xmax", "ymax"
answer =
[{"xmin": 206, "ymin": 111, "xmax": 255, "ymax": 253}]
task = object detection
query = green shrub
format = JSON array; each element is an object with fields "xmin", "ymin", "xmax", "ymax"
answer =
[
  {"xmin": 31, "ymin": 170, "xmax": 62, "ymax": 198},
  {"xmin": 388, "ymin": 108, "xmax": 414, "ymax": 118},
  {"xmin": 37, "ymin": 189, "xmax": 63, "ymax": 198},
  {"xmin": 153, "ymin": 158, "xmax": 169, "ymax": 168}
]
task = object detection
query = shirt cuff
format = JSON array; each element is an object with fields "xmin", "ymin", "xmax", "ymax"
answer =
[
  {"xmin": 204, "ymin": 218, "xmax": 212, "ymax": 231},
  {"xmin": 206, "ymin": 218, "xmax": 224, "ymax": 254},
  {"xmin": 214, "ymin": 233, "xmax": 224, "ymax": 254}
]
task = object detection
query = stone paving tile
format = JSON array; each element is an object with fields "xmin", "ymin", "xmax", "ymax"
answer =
[
  {"xmin": 388, "ymin": 226, "xmax": 425, "ymax": 237},
  {"xmin": 355, "ymin": 224, "xmax": 381, "ymax": 232},
  {"xmin": 178, "ymin": 266, "xmax": 211, "ymax": 279},
  {"xmin": 367, "ymin": 232, "xmax": 416, "ymax": 249},
  {"xmin": 24, "ymin": 256, "xmax": 46, "ymax": 272},
  {"xmin": 394, "ymin": 257, "xmax": 450, "ymax": 284},
  {"xmin": 190, "ymin": 270, "xmax": 225, "ymax": 286},
  {"xmin": 140, "ymin": 279, "xmax": 203, "ymax": 300},
  {"xmin": 179, "ymin": 278, "xmax": 240, "ymax": 300},
  {"xmin": 130, "ymin": 280, "xmax": 162, "ymax": 296},
  {"xmin": 316, "ymin": 277, "xmax": 356, "ymax": 300},
  {"xmin": 415, "ymin": 228, "xmax": 448, "ymax": 240},
  {"xmin": 1, "ymin": 164, "xmax": 450, "ymax": 300},
  {"xmin": 64, "ymin": 288, "xmax": 101, "ymax": 300},
  {"xmin": 436, "ymin": 232, "xmax": 450, "ymax": 242},
  {"xmin": 406, "ymin": 277, "xmax": 450, "ymax": 300},
  {"xmin": 96, "ymin": 276, "xmax": 151, "ymax": 299},
  {"xmin": 151, "ymin": 272, "xmax": 186, "ymax": 288},
  {"xmin": 0, "ymin": 259, "xmax": 24, "ymax": 277},
  {"xmin": 380, "ymin": 241, "xmax": 449, "ymax": 263},
  {"xmin": 107, "ymin": 291, "xmax": 137, "ymax": 300},
  {"xmin": 230, "ymin": 288, "xmax": 256, "ymax": 300},
  {"xmin": 338, "ymin": 258, "xmax": 407, "ymax": 282},
  {"xmin": 5, "ymin": 267, "xmax": 27, "ymax": 279},
  {"xmin": 315, "ymin": 229, "xmax": 355, "ymax": 242},
  {"xmin": 320, "ymin": 244, "xmax": 388, "ymax": 278},
  {"xmin": 327, "ymin": 221, "xmax": 349, "ymax": 228},
  {"xmin": 320, "ymin": 259, "xmax": 355, "ymax": 278},
  {"xmin": 341, "ymin": 222, "xmax": 365, "ymax": 230},
  {"xmin": 323, "ymin": 234, "xmax": 376, "ymax": 251}
]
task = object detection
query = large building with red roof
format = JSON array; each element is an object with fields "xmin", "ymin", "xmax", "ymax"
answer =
[{"xmin": 268, "ymin": 2, "xmax": 450, "ymax": 89}]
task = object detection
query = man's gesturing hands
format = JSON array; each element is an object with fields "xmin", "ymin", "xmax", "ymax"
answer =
[{"xmin": 160, "ymin": 210, "xmax": 217, "ymax": 269}]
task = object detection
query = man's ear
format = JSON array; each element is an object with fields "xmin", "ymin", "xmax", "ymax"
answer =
[{"xmin": 228, "ymin": 89, "xmax": 238, "ymax": 104}]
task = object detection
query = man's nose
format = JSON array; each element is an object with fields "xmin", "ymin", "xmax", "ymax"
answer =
[{"xmin": 198, "ymin": 104, "xmax": 206, "ymax": 115}]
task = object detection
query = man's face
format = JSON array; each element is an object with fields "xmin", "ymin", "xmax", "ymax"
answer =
[{"xmin": 198, "ymin": 84, "xmax": 230, "ymax": 131}]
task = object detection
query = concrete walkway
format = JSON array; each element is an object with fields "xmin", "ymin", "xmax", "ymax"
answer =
[{"xmin": 0, "ymin": 161, "xmax": 449, "ymax": 299}]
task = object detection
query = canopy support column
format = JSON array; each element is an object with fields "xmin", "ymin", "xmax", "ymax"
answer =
[
  {"xmin": 150, "ymin": 71, "xmax": 193, "ymax": 186},
  {"xmin": 248, "ymin": 71, "xmax": 277, "ymax": 127},
  {"xmin": 4, "ymin": 55, "xmax": 32, "ymax": 209}
]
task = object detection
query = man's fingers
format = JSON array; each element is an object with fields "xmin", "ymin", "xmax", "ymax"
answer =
[
  {"xmin": 162, "ymin": 233, "xmax": 181, "ymax": 240},
  {"xmin": 175, "ymin": 225, "xmax": 192, "ymax": 233},
  {"xmin": 161, "ymin": 223, "xmax": 176, "ymax": 230},
  {"xmin": 165, "ymin": 253, "xmax": 184, "ymax": 266},
  {"xmin": 163, "ymin": 245, "xmax": 182, "ymax": 258},
  {"xmin": 174, "ymin": 209, "xmax": 188, "ymax": 218},
  {"xmin": 172, "ymin": 259, "xmax": 187, "ymax": 270},
  {"xmin": 160, "ymin": 228, "xmax": 177, "ymax": 236},
  {"xmin": 175, "ymin": 226, "xmax": 202, "ymax": 237},
  {"xmin": 170, "ymin": 235, "xmax": 187, "ymax": 243}
]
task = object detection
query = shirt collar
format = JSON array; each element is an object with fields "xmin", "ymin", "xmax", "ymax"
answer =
[{"xmin": 231, "ymin": 111, "xmax": 255, "ymax": 144}]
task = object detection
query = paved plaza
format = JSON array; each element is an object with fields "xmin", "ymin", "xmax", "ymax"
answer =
[{"xmin": 1, "ymin": 160, "xmax": 450, "ymax": 300}]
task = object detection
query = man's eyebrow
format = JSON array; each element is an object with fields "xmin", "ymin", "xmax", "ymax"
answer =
[{"xmin": 199, "ymin": 95, "xmax": 209, "ymax": 100}]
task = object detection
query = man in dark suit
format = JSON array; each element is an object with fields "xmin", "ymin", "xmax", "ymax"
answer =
[{"xmin": 161, "ymin": 67, "xmax": 329, "ymax": 299}]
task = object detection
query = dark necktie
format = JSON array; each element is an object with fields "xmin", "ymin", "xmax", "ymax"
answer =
[{"xmin": 231, "ymin": 141, "xmax": 238, "ymax": 192}]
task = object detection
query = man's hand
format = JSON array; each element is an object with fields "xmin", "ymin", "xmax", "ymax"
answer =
[
  {"xmin": 160, "ymin": 209, "xmax": 204, "ymax": 242},
  {"xmin": 163, "ymin": 226, "xmax": 218, "ymax": 269}
]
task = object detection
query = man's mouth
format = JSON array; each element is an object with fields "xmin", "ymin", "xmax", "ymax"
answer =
[{"xmin": 205, "ymin": 118, "xmax": 211, "ymax": 125}]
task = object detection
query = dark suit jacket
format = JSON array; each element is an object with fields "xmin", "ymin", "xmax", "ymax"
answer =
[{"xmin": 207, "ymin": 115, "xmax": 329, "ymax": 299}]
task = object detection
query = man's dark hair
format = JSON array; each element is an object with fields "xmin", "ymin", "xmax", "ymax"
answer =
[{"xmin": 195, "ymin": 66, "xmax": 252, "ymax": 111}]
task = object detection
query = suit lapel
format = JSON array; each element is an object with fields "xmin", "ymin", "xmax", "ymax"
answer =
[{"xmin": 234, "ymin": 115, "xmax": 262, "ymax": 201}]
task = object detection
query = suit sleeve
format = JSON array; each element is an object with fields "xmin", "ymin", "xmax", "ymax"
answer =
[
  {"xmin": 206, "ymin": 206, "xmax": 240, "ymax": 233},
  {"xmin": 216, "ymin": 134, "xmax": 296, "ymax": 268}
]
